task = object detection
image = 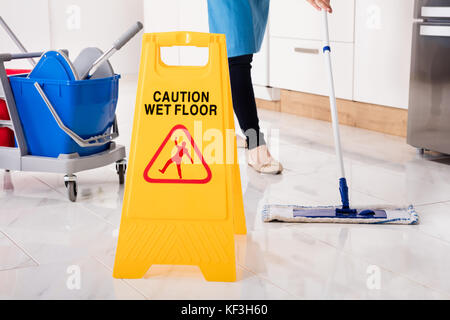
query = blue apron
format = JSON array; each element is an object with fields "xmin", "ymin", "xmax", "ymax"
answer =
[{"xmin": 207, "ymin": 0, "xmax": 270, "ymax": 58}]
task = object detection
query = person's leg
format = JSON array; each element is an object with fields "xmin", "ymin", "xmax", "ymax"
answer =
[
  {"xmin": 228, "ymin": 54, "xmax": 283, "ymax": 174},
  {"xmin": 176, "ymin": 164, "xmax": 182, "ymax": 179},
  {"xmin": 159, "ymin": 159, "xmax": 173, "ymax": 174},
  {"xmin": 228, "ymin": 54, "xmax": 265, "ymax": 150}
]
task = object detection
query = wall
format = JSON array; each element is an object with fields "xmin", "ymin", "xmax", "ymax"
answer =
[
  {"xmin": 0, "ymin": 0, "xmax": 51, "ymax": 69},
  {"xmin": 0, "ymin": 0, "xmax": 143, "ymax": 74},
  {"xmin": 48, "ymin": 0, "xmax": 144, "ymax": 75},
  {"xmin": 143, "ymin": 0, "xmax": 210, "ymax": 67}
]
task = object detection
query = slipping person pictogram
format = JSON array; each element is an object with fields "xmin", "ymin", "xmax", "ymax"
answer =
[
  {"xmin": 143, "ymin": 124, "xmax": 212, "ymax": 184},
  {"xmin": 159, "ymin": 138, "xmax": 193, "ymax": 179}
]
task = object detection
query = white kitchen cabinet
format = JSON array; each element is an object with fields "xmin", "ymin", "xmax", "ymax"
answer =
[
  {"xmin": 270, "ymin": 0, "xmax": 355, "ymax": 43},
  {"xmin": 353, "ymin": 0, "xmax": 414, "ymax": 109},
  {"xmin": 252, "ymin": 28, "xmax": 270, "ymax": 87},
  {"xmin": 0, "ymin": 0, "xmax": 51, "ymax": 69},
  {"xmin": 270, "ymin": 37, "xmax": 353, "ymax": 100},
  {"xmin": 269, "ymin": 1, "xmax": 355, "ymax": 99}
]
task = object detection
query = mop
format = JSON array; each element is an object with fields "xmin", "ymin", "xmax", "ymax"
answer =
[{"xmin": 262, "ymin": 11, "xmax": 418, "ymax": 225}]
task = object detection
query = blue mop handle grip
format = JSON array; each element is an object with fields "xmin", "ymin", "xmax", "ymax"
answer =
[{"xmin": 339, "ymin": 177, "xmax": 350, "ymax": 209}]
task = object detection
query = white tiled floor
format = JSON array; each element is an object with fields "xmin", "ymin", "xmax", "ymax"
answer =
[{"xmin": 1, "ymin": 75, "xmax": 450, "ymax": 299}]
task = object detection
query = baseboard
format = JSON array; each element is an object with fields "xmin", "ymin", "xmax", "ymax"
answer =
[
  {"xmin": 256, "ymin": 89, "xmax": 407, "ymax": 137},
  {"xmin": 255, "ymin": 98, "xmax": 281, "ymax": 112}
]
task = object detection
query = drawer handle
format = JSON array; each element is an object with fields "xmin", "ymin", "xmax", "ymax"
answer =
[
  {"xmin": 421, "ymin": 6, "xmax": 450, "ymax": 18},
  {"xmin": 294, "ymin": 47, "xmax": 319, "ymax": 55},
  {"xmin": 420, "ymin": 25, "xmax": 450, "ymax": 37}
]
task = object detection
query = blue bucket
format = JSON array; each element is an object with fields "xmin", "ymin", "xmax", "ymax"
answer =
[{"xmin": 9, "ymin": 74, "xmax": 120, "ymax": 158}]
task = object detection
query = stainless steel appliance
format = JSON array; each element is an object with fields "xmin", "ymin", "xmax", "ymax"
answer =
[{"xmin": 408, "ymin": 0, "xmax": 450, "ymax": 154}]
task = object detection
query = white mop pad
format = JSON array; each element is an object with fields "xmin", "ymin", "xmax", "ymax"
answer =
[{"xmin": 262, "ymin": 205, "xmax": 419, "ymax": 225}]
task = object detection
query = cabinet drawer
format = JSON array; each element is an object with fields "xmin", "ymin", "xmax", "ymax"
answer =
[
  {"xmin": 269, "ymin": 37, "xmax": 353, "ymax": 100},
  {"xmin": 270, "ymin": 0, "xmax": 355, "ymax": 43},
  {"xmin": 353, "ymin": 0, "xmax": 414, "ymax": 109}
]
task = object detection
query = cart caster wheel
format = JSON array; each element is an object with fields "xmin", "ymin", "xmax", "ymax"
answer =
[
  {"xmin": 64, "ymin": 174, "xmax": 77, "ymax": 202},
  {"xmin": 67, "ymin": 181, "xmax": 78, "ymax": 202},
  {"xmin": 116, "ymin": 160, "xmax": 127, "ymax": 185}
]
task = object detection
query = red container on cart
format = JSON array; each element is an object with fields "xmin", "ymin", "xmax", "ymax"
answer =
[
  {"xmin": 0, "ymin": 69, "xmax": 30, "ymax": 120},
  {"xmin": 5, "ymin": 69, "xmax": 30, "ymax": 76},
  {"xmin": 0, "ymin": 127, "xmax": 14, "ymax": 147},
  {"xmin": 0, "ymin": 69, "xmax": 30, "ymax": 147},
  {"xmin": 0, "ymin": 98, "xmax": 9, "ymax": 120},
  {"xmin": 0, "ymin": 98, "xmax": 14, "ymax": 147}
]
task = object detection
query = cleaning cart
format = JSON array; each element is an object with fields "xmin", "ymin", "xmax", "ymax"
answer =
[
  {"xmin": 0, "ymin": 18, "xmax": 143, "ymax": 202},
  {"xmin": 0, "ymin": 51, "xmax": 127, "ymax": 202}
]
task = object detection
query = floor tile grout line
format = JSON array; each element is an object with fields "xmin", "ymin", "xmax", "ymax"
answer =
[
  {"xmin": 414, "ymin": 230, "xmax": 450, "ymax": 248},
  {"xmin": 0, "ymin": 263, "xmax": 40, "ymax": 273},
  {"xmin": 7, "ymin": 107, "xmax": 450, "ymax": 300},
  {"xmin": 94, "ymin": 250, "xmax": 298, "ymax": 300},
  {"xmin": 21, "ymin": 183, "xmax": 450, "ymax": 297},
  {"xmin": 287, "ymin": 226, "xmax": 450, "ymax": 299},
  {"xmin": 0, "ymin": 228, "xmax": 40, "ymax": 267},
  {"xmin": 77, "ymin": 202, "xmax": 118, "ymax": 228},
  {"xmin": 92, "ymin": 255, "xmax": 149, "ymax": 300},
  {"xmin": 398, "ymin": 202, "xmax": 450, "ymax": 246},
  {"xmin": 237, "ymin": 262, "xmax": 300, "ymax": 299},
  {"xmin": 283, "ymin": 169, "xmax": 450, "ymax": 209},
  {"xmin": 278, "ymin": 145, "xmax": 450, "ymax": 201},
  {"xmin": 29, "ymin": 172, "xmax": 148, "ymax": 299},
  {"xmin": 239, "ymin": 235, "xmax": 448, "ymax": 299},
  {"xmin": 33, "ymin": 175, "xmax": 119, "ymax": 228},
  {"xmin": 415, "ymin": 200, "xmax": 450, "ymax": 208}
]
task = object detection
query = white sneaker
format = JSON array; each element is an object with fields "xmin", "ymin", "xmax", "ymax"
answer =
[{"xmin": 248, "ymin": 145, "xmax": 283, "ymax": 175}]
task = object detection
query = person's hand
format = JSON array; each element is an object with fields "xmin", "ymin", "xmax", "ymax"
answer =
[{"xmin": 306, "ymin": 0, "xmax": 332, "ymax": 13}]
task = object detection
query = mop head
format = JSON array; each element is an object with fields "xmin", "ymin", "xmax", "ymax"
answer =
[{"xmin": 262, "ymin": 204, "xmax": 418, "ymax": 225}]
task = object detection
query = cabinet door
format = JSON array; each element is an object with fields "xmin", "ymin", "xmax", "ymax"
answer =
[
  {"xmin": 270, "ymin": 37, "xmax": 354, "ymax": 100},
  {"xmin": 252, "ymin": 27, "xmax": 270, "ymax": 87},
  {"xmin": 270, "ymin": 0, "xmax": 355, "ymax": 43},
  {"xmin": 353, "ymin": 0, "xmax": 414, "ymax": 109},
  {"xmin": 0, "ymin": 0, "xmax": 51, "ymax": 69}
]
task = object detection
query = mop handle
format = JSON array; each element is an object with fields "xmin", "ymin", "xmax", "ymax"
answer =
[
  {"xmin": 80, "ymin": 21, "xmax": 143, "ymax": 79},
  {"xmin": 322, "ymin": 10, "xmax": 346, "ymax": 179}
]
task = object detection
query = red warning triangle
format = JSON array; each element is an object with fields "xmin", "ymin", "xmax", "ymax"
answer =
[{"xmin": 143, "ymin": 124, "xmax": 212, "ymax": 184}]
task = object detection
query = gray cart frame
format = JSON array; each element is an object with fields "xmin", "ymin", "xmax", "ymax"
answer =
[{"xmin": 0, "ymin": 52, "xmax": 127, "ymax": 201}]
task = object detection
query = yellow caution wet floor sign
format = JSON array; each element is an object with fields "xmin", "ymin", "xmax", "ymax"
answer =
[{"xmin": 113, "ymin": 32, "xmax": 246, "ymax": 282}]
